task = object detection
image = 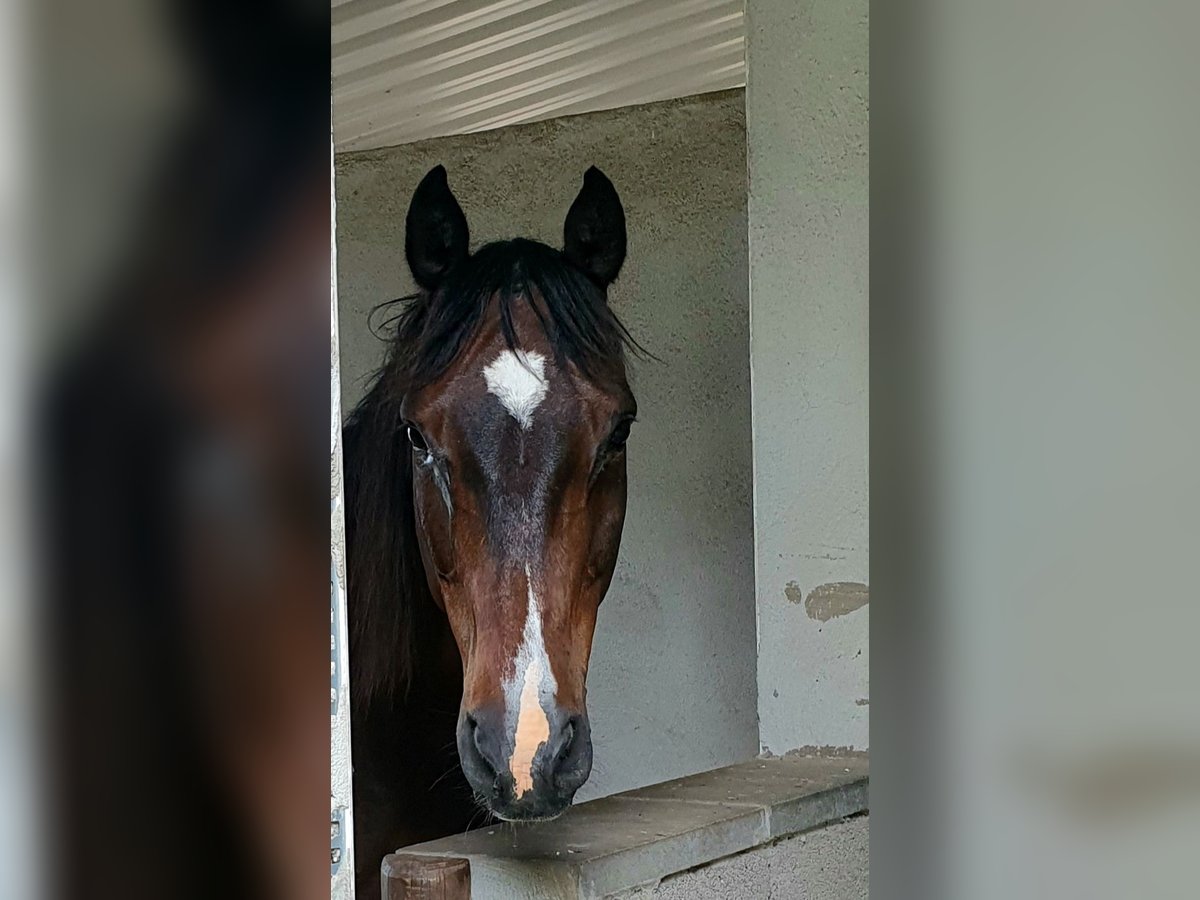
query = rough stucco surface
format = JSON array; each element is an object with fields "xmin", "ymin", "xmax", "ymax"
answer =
[
  {"xmin": 619, "ymin": 816, "xmax": 869, "ymax": 900},
  {"xmin": 334, "ymin": 91, "xmax": 759, "ymax": 801},
  {"xmin": 746, "ymin": 0, "xmax": 870, "ymax": 752}
]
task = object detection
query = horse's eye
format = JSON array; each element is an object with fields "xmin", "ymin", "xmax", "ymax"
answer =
[
  {"xmin": 405, "ymin": 425, "xmax": 428, "ymax": 453},
  {"xmin": 608, "ymin": 418, "xmax": 633, "ymax": 450}
]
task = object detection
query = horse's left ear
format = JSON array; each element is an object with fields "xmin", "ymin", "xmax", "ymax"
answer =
[{"xmin": 563, "ymin": 166, "xmax": 626, "ymax": 290}]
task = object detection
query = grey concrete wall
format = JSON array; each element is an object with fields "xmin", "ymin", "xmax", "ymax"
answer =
[
  {"xmin": 746, "ymin": 0, "xmax": 871, "ymax": 753},
  {"xmin": 620, "ymin": 816, "xmax": 869, "ymax": 900},
  {"xmin": 334, "ymin": 91, "xmax": 759, "ymax": 800}
]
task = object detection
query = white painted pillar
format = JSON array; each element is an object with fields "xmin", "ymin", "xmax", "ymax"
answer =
[
  {"xmin": 330, "ymin": 124, "xmax": 356, "ymax": 899},
  {"xmin": 746, "ymin": 0, "xmax": 870, "ymax": 754}
]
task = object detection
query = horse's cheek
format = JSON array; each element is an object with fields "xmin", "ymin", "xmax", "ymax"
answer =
[
  {"xmin": 414, "ymin": 478, "xmax": 456, "ymax": 578},
  {"xmin": 586, "ymin": 482, "xmax": 628, "ymax": 591}
]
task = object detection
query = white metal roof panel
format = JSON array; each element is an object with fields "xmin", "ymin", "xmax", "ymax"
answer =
[{"xmin": 333, "ymin": 0, "xmax": 745, "ymax": 151}]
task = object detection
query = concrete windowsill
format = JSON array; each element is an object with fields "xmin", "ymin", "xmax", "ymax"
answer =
[{"xmin": 396, "ymin": 756, "xmax": 869, "ymax": 899}]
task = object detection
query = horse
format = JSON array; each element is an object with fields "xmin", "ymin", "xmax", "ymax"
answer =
[{"xmin": 343, "ymin": 164, "xmax": 640, "ymax": 898}]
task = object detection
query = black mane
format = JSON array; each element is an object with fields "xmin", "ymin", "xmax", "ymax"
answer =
[{"xmin": 344, "ymin": 238, "xmax": 639, "ymax": 707}]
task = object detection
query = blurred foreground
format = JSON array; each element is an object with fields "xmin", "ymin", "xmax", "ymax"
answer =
[
  {"xmin": 872, "ymin": 1, "xmax": 1200, "ymax": 897},
  {"xmin": 15, "ymin": 1, "xmax": 328, "ymax": 898}
]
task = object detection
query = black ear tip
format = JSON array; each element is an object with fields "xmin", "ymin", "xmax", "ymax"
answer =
[
  {"xmin": 583, "ymin": 165, "xmax": 612, "ymax": 188},
  {"xmin": 417, "ymin": 164, "xmax": 449, "ymax": 189}
]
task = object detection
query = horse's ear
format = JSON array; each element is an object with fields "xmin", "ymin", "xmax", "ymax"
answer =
[
  {"xmin": 563, "ymin": 166, "xmax": 626, "ymax": 290},
  {"xmin": 405, "ymin": 165, "xmax": 470, "ymax": 291}
]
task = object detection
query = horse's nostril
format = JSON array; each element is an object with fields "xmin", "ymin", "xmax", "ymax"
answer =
[
  {"xmin": 465, "ymin": 714, "xmax": 498, "ymax": 779},
  {"xmin": 556, "ymin": 721, "xmax": 576, "ymax": 765}
]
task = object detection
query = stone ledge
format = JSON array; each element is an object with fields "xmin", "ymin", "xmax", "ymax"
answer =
[{"xmin": 396, "ymin": 756, "xmax": 869, "ymax": 899}]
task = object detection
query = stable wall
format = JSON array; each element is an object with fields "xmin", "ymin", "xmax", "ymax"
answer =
[
  {"xmin": 746, "ymin": 0, "xmax": 871, "ymax": 753},
  {"xmin": 334, "ymin": 90, "xmax": 758, "ymax": 800}
]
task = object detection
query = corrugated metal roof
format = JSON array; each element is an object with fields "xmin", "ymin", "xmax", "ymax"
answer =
[{"xmin": 332, "ymin": 0, "xmax": 745, "ymax": 152}]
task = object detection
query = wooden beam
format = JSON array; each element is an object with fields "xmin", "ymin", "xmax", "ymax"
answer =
[{"xmin": 382, "ymin": 854, "xmax": 471, "ymax": 900}]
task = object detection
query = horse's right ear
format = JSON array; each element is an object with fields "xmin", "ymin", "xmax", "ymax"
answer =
[
  {"xmin": 405, "ymin": 165, "xmax": 469, "ymax": 291},
  {"xmin": 563, "ymin": 166, "xmax": 626, "ymax": 289}
]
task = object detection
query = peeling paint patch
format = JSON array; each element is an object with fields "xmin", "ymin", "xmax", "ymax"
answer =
[
  {"xmin": 784, "ymin": 580, "xmax": 804, "ymax": 604},
  {"xmin": 804, "ymin": 582, "xmax": 869, "ymax": 621}
]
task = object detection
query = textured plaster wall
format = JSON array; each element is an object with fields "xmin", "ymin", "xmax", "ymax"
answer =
[
  {"xmin": 620, "ymin": 816, "xmax": 869, "ymax": 900},
  {"xmin": 746, "ymin": 0, "xmax": 871, "ymax": 752},
  {"xmin": 334, "ymin": 91, "xmax": 759, "ymax": 800}
]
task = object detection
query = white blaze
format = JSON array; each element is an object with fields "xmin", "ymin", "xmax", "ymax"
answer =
[
  {"xmin": 506, "ymin": 565, "xmax": 556, "ymax": 797},
  {"xmin": 483, "ymin": 349, "xmax": 548, "ymax": 430},
  {"xmin": 486, "ymin": 349, "xmax": 555, "ymax": 795}
]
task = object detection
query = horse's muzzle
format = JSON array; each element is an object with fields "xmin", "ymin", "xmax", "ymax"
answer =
[{"xmin": 457, "ymin": 704, "xmax": 592, "ymax": 821}]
